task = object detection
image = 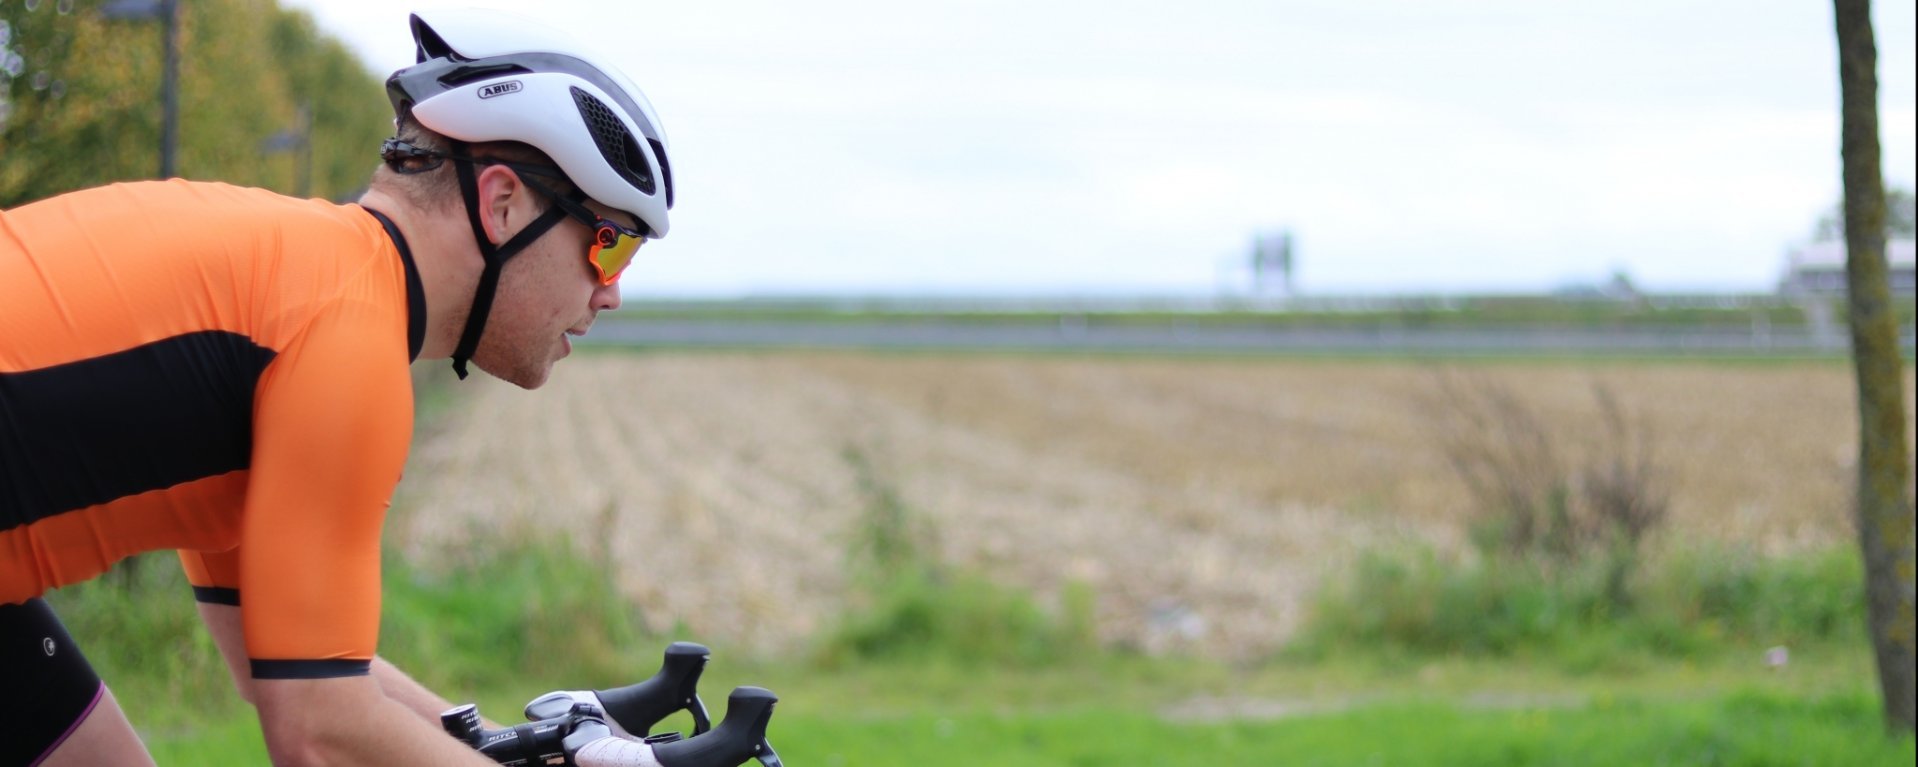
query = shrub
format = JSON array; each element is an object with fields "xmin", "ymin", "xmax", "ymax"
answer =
[
  {"xmin": 820, "ymin": 569, "xmax": 1095, "ymax": 668},
  {"xmin": 1640, "ymin": 545, "xmax": 1866, "ymax": 648},
  {"xmin": 379, "ymin": 528, "xmax": 651, "ymax": 692},
  {"xmin": 1292, "ymin": 544, "xmax": 1866, "ymax": 666}
]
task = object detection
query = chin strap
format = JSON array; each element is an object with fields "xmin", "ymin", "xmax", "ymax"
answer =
[{"xmin": 447, "ymin": 142, "xmax": 571, "ymax": 379}]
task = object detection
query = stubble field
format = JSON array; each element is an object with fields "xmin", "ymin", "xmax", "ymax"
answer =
[{"xmin": 392, "ymin": 351, "xmax": 1912, "ymax": 661}]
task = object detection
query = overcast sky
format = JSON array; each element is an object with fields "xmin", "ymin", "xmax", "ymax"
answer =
[{"xmin": 284, "ymin": 0, "xmax": 1918, "ymax": 297}]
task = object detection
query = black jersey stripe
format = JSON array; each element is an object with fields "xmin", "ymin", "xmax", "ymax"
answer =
[
  {"xmin": 250, "ymin": 659, "xmax": 372, "ymax": 680},
  {"xmin": 0, "ymin": 331, "xmax": 277, "ymax": 531},
  {"xmin": 191, "ymin": 586, "xmax": 242, "ymax": 606}
]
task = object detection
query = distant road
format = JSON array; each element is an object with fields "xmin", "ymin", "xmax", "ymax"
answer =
[{"xmin": 584, "ymin": 318, "xmax": 1915, "ymax": 356}]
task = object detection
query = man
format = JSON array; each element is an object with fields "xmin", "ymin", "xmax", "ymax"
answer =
[{"xmin": 2, "ymin": 10, "xmax": 677, "ymax": 765}]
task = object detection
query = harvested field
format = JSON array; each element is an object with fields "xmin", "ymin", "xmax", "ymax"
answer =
[{"xmin": 393, "ymin": 351, "xmax": 1913, "ymax": 660}]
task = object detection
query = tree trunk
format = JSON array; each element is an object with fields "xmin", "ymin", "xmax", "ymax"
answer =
[{"xmin": 1833, "ymin": 0, "xmax": 1916, "ymax": 735}]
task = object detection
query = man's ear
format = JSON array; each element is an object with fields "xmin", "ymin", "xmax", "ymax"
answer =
[{"xmin": 473, "ymin": 164, "xmax": 532, "ymax": 246}]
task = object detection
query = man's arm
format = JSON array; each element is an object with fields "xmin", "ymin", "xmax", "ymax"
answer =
[
  {"xmin": 371, "ymin": 656, "xmax": 463, "ymax": 723},
  {"xmin": 198, "ymin": 601, "xmax": 496, "ymax": 765},
  {"xmin": 253, "ymin": 676, "xmax": 501, "ymax": 766},
  {"xmin": 196, "ymin": 602, "xmax": 255, "ymax": 704},
  {"xmin": 197, "ymin": 604, "xmax": 460, "ymax": 720}
]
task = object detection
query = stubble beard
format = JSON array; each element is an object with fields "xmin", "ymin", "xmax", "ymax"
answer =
[{"xmin": 471, "ymin": 328, "xmax": 556, "ymax": 390}]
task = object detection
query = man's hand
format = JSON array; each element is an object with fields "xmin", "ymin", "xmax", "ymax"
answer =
[{"xmin": 572, "ymin": 735, "xmax": 665, "ymax": 767}]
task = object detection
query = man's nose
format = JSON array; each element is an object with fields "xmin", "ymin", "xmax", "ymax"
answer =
[{"xmin": 592, "ymin": 281, "xmax": 622, "ymax": 313}]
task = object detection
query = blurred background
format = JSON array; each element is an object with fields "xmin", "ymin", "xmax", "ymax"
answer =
[{"xmin": 6, "ymin": 1, "xmax": 1916, "ymax": 764}]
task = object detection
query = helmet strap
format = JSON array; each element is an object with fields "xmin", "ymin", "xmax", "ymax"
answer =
[{"xmin": 447, "ymin": 142, "xmax": 572, "ymax": 379}]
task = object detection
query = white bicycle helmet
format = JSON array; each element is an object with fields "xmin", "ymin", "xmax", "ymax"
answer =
[
  {"xmin": 379, "ymin": 9, "xmax": 675, "ymax": 378},
  {"xmin": 385, "ymin": 8, "xmax": 673, "ymax": 237}
]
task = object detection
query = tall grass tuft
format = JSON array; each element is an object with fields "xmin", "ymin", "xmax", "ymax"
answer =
[
  {"xmin": 815, "ymin": 447, "xmax": 1097, "ymax": 668},
  {"xmin": 1318, "ymin": 370, "xmax": 1741, "ymax": 668},
  {"xmin": 1425, "ymin": 372, "xmax": 1671, "ymax": 575}
]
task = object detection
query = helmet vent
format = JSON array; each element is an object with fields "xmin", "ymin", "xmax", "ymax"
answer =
[
  {"xmin": 649, "ymin": 138, "xmax": 674, "ymax": 209},
  {"xmin": 441, "ymin": 63, "xmax": 531, "ymax": 87},
  {"xmin": 571, "ymin": 87, "xmax": 654, "ymax": 196},
  {"xmin": 410, "ymin": 13, "xmax": 456, "ymax": 63}
]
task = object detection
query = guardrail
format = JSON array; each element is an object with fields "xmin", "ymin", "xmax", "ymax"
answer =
[{"xmin": 585, "ymin": 318, "xmax": 1916, "ymax": 357}]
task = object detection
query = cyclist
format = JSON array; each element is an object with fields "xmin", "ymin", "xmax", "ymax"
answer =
[{"xmin": 2, "ymin": 9, "xmax": 673, "ymax": 766}]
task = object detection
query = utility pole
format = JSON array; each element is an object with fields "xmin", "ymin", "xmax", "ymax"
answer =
[
  {"xmin": 101, "ymin": 0, "xmax": 179, "ymax": 179},
  {"xmin": 159, "ymin": 0, "xmax": 178, "ymax": 179},
  {"xmin": 262, "ymin": 102, "xmax": 313, "ymax": 197}
]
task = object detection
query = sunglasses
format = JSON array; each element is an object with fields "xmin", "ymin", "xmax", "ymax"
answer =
[{"xmin": 516, "ymin": 174, "xmax": 648, "ymax": 286}]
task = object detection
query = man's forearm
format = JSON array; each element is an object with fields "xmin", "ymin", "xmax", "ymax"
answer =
[
  {"xmin": 370, "ymin": 656, "xmax": 509, "ymax": 730},
  {"xmin": 372, "ymin": 656, "xmax": 461, "ymax": 723},
  {"xmin": 256, "ymin": 676, "xmax": 500, "ymax": 767}
]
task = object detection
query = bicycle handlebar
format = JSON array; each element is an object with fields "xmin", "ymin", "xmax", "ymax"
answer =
[
  {"xmin": 441, "ymin": 700, "xmax": 611, "ymax": 766},
  {"xmin": 441, "ymin": 641, "xmax": 783, "ymax": 767},
  {"xmin": 524, "ymin": 641, "xmax": 714, "ymax": 736}
]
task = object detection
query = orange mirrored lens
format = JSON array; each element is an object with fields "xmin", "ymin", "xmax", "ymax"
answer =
[{"xmin": 588, "ymin": 226, "xmax": 644, "ymax": 285}]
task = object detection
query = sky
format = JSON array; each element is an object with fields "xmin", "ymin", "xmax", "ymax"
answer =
[{"xmin": 282, "ymin": 0, "xmax": 1918, "ymax": 297}]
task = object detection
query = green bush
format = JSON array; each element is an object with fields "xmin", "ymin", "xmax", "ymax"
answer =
[
  {"xmin": 1293, "ymin": 544, "xmax": 1866, "ymax": 666},
  {"xmin": 817, "ymin": 569, "xmax": 1096, "ymax": 668},
  {"xmin": 1641, "ymin": 545, "xmax": 1866, "ymax": 648},
  {"xmin": 378, "ymin": 532, "xmax": 651, "ymax": 692}
]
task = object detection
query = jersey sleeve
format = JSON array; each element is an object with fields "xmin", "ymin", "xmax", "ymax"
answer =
[
  {"xmin": 179, "ymin": 548, "xmax": 243, "ymax": 606},
  {"xmin": 237, "ymin": 293, "xmax": 414, "ymax": 680}
]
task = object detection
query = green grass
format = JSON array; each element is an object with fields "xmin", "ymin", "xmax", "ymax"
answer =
[
  {"xmin": 75, "ymin": 537, "xmax": 1909, "ymax": 766},
  {"xmin": 761, "ymin": 692, "xmax": 1913, "ymax": 767},
  {"xmin": 140, "ymin": 665, "xmax": 1913, "ymax": 767},
  {"xmin": 49, "ymin": 464, "xmax": 1914, "ymax": 765},
  {"xmin": 50, "ymin": 541, "xmax": 1915, "ymax": 766},
  {"xmin": 146, "ymin": 716, "xmax": 270, "ymax": 765}
]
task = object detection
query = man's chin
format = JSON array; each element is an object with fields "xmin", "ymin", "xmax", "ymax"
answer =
[{"xmin": 472, "ymin": 356, "xmax": 553, "ymax": 390}]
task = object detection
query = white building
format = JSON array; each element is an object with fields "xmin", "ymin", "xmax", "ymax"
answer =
[{"xmin": 1779, "ymin": 239, "xmax": 1917, "ymax": 296}]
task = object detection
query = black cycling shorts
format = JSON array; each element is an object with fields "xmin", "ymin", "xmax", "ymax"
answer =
[{"xmin": 0, "ymin": 599, "xmax": 103, "ymax": 767}]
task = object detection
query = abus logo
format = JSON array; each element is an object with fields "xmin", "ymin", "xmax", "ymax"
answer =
[{"xmin": 479, "ymin": 81, "xmax": 523, "ymax": 99}]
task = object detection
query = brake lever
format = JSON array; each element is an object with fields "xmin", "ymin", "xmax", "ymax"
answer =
[
  {"xmin": 650, "ymin": 686, "xmax": 780, "ymax": 767},
  {"xmin": 524, "ymin": 641, "xmax": 714, "ymax": 737},
  {"xmin": 600, "ymin": 641, "xmax": 715, "ymax": 736}
]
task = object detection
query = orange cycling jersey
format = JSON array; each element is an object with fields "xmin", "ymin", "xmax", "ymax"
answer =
[{"xmin": 1, "ymin": 180, "xmax": 425, "ymax": 679}]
